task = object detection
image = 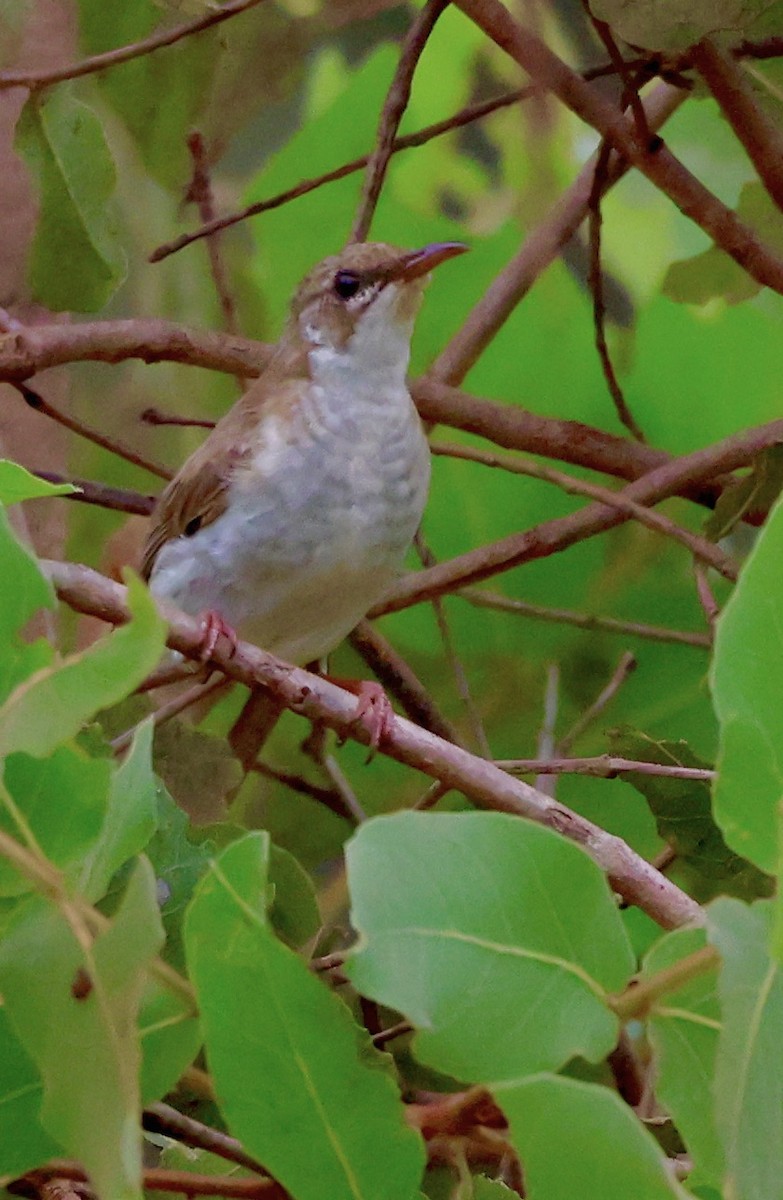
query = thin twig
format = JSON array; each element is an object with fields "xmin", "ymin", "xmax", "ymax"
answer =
[
  {"xmin": 141, "ymin": 406, "xmax": 216, "ymax": 429},
  {"xmin": 15, "ymin": 383, "xmax": 172, "ymax": 481},
  {"xmin": 460, "ymin": 587, "xmax": 712, "ymax": 648},
  {"xmin": 34, "ymin": 472, "xmax": 156, "ymax": 516},
  {"xmin": 0, "ymin": 0, "xmax": 267, "ymax": 90},
  {"xmin": 429, "ymin": 440, "xmax": 739, "ymax": 580},
  {"xmin": 148, "ymin": 59, "xmax": 639, "ymax": 263},
  {"xmin": 693, "ymin": 560, "xmax": 721, "ymax": 634},
  {"xmin": 351, "ymin": 0, "xmax": 449, "ymax": 242},
  {"xmin": 251, "ymin": 760, "xmax": 354, "ymax": 823},
  {"xmin": 556, "ymin": 651, "xmax": 637, "ymax": 756},
  {"xmin": 534, "ymin": 663, "xmax": 560, "ymax": 796},
  {"xmin": 588, "ymin": 11, "xmax": 653, "ymax": 147},
  {"xmin": 111, "ymin": 675, "xmax": 230, "ymax": 755},
  {"xmin": 610, "ymin": 945, "xmax": 721, "ymax": 1021},
  {"xmin": 44, "ymin": 557, "xmax": 703, "ymax": 929},
  {"xmin": 376, "ymin": 418, "xmax": 781, "ymax": 615},
  {"xmin": 11, "ymin": 1164, "xmax": 283, "ymax": 1199},
  {"xmin": 588, "ymin": 139, "xmax": 647, "ymax": 441},
  {"xmin": 497, "ymin": 755, "xmax": 715, "ymax": 780}
]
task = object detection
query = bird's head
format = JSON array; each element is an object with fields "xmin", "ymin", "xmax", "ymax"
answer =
[{"xmin": 284, "ymin": 241, "xmax": 467, "ymax": 375}]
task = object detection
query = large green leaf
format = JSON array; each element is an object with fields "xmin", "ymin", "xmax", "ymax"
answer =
[
  {"xmin": 0, "ymin": 1009, "xmax": 61, "ymax": 1178},
  {"xmin": 708, "ymin": 898, "xmax": 783, "ymax": 1200},
  {"xmin": 710, "ymin": 495, "xmax": 783, "ymax": 875},
  {"xmin": 346, "ymin": 811, "xmax": 635, "ymax": 1081},
  {"xmin": 0, "ymin": 572, "xmax": 166, "ymax": 759},
  {"xmin": 499, "ymin": 1074, "xmax": 695, "ymax": 1199},
  {"xmin": 644, "ymin": 927, "xmax": 723, "ymax": 1188},
  {"xmin": 0, "ymin": 858, "xmax": 164, "ymax": 1200},
  {"xmin": 15, "ymin": 87, "xmax": 125, "ymax": 311},
  {"xmin": 184, "ymin": 832, "xmax": 425, "ymax": 1200}
]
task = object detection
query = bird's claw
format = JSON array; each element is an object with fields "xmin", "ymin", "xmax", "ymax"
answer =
[
  {"xmin": 350, "ymin": 681, "xmax": 396, "ymax": 760},
  {"xmin": 198, "ymin": 610, "xmax": 238, "ymax": 663}
]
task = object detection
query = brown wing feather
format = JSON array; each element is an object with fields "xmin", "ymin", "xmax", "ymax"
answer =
[{"xmin": 141, "ymin": 357, "xmax": 310, "ymax": 582}]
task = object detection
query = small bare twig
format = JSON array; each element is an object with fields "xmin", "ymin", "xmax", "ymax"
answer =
[
  {"xmin": 497, "ymin": 755, "xmax": 715, "ymax": 781},
  {"xmin": 0, "ymin": 0, "xmax": 267, "ymax": 91},
  {"xmin": 588, "ymin": 12, "xmax": 653, "ymax": 148},
  {"xmin": 34, "ymin": 472, "xmax": 156, "ymax": 516},
  {"xmin": 186, "ymin": 131, "xmax": 241, "ymax": 341},
  {"xmin": 111, "ymin": 675, "xmax": 230, "ymax": 755},
  {"xmin": 460, "ymin": 587, "xmax": 712, "ymax": 649},
  {"xmin": 144, "ymin": 1102, "xmax": 268, "ymax": 1175},
  {"xmin": 535, "ymin": 663, "xmax": 560, "ymax": 796},
  {"xmin": 141, "ymin": 406, "xmax": 216, "ymax": 429},
  {"xmin": 557, "ymin": 651, "xmax": 637, "ymax": 756},
  {"xmin": 693, "ymin": 560, "xmax": 721, "ymax": 634},
  {"xmin": 15, "ymin": 383, "xmax": 172, "ymax": 481},
  {"xmin": 351, "ymin": 0, "xmax": 449, "ymax": 242},
  {"xmin": 251, "ymin": 760, "xmax": 354, "ymax": 823}
]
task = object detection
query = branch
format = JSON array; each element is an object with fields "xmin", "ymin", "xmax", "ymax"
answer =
[
  {"xmin": 0, "ymin": 0, "xmax": 267, "ymax": 91},
  {"xmin": 350, "ymin": 0, "xmax": 448, "ymax": 242},
  {"xmin": 143, "ymin": 1102, "xmax": 267, "ymax": 1175},
  {"xmin": 43, "ymin": 558, "xmax": 702, "ymax": 930},
  {"xmin": 429, "ymin": 78, "xmax": 686, "ymax": 385},
  {"xmin": 376, "ymin": 418, "xmax": 783, "ymax": 614},
  {"xmin": 34, "ymin": 473, "xmax": 155, "ymax": 516},
  {"xmin": 692, "ymin": 37, "xmax": 783, "ymax": 213},
  {"xmin": 497, "ymin": 755, "xmax": 715, "ymax": 781},
  {"xmin": 452, "ymin": 0, "xmax": 783, "ymax": 295}
]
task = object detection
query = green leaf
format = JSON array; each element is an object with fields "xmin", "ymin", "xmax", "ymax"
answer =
[
  {"xmin": 499, "ymin": 1074, "xmax": 694, "ymax": 1199},
  {"xmin": 704, "ymin": 446, "xmax": 783, "ymax": 542},
  {"xmin": 346, "ymin": 812, "xmax": 635, "ymax": 1081},
  {"xmin": 0, "ymin": 743, "xmax": 110, "ymax": 897},
  {"xmin": 708, "ymin": 898, "xmax": 783, "ymax": 1200},
  {"xmin": 185, "ymin": 832, "xmax": 425, "ymax": 1200},
  {"xmin": 268, "ymin": 842, "xmax": 321, "ymax": 950},
  {"xmin": 15, "ymin": 87, "xmax": 125, "ymax": 311},
  {"xmin": 644, "ymin": 927, "xmax": 723, "ymax": 1187},
  {"xmin": 79, "ymin": 717, "xmax": 159, "ymax": 902},
  {"xmin": 0, "ymin": 505, "xmax": 54, "ymax": 648},
  {"xmin": 0, "ymin": 858, "xmax": 164, "ymax": 1200},
  {"xmin": 0, "ymin": 572, "xmax": 166, "ymax": 759},
  {"xmin": 608, "ymin": 729, "xmax": 772, "ymax": 902},
  {"xmin": 0, "ymin": 1008, "xmax": 61, "ymax": 1177},
  {"xmin": 0, "ymin": 460, "xmax": 77, "ymax": 504},
  {"xmin": 710, "ymin": 495, "xmax": 783, "ymax": 874},
  {"xmin": 154, "ymin": 720, "xmax": 242, "ymax": 826},
  {"xmin": 590, "ymin": 0, "xmax": 774, "ymax": 52},
  {"xmin": 146, "ymin": 786, "xmax": 215, "ymax": 972}
]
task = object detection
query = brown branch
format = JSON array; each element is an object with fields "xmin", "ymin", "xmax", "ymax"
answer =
[
  {"xmin": 351, "ymin": 0, "xmax": 448, "ymax": 242},
  {"xmin": 429, "ymin": 440, "xmax": 739, "ymax": 580},
  {"xmin": 460, "ymin": 587, "xmax": 712, "ymax": 648},
  {"xmin": 429, "ymin": 79, "xmax": 686, "ymax": 385},
  {"xmin": 556, "ymin": 650, "xmax": 637, "ymax": 756},
  {"xmin": 34, "ymin": 473, "xmax": 156, "ymax": 516},
  {"xmin": 587, "ymin": 140, "xmax": 647, "ymax": 441},
  {"xmin": 15, "ymin": 383, "xmax": 172, "ymax": 481},
  {"xmin": 452, "ymin": 0, "xmax": 783, "ymax": 295},
  {"xmin": 141, "ymin": 406, "xmax": 216, "ymax": 429},
  {"xmin": 375, "ymin": 418, "xmax": 783, "ymax": 614},
  {"xmin": 148, "ymin": 59, "xmax": 639, "ymax": 263},
  {"xmin": 44, "ymin": 558, "xmax": 702, "ymax": 929},
  {"xmin": 692, "ymin": 37, "xmax": 783, "ymax": 214},
  {"xmin": 13, "ymin": 1163, "xmax": 282, "ymax": 1199},
  {"xmin": 251, "ymin": 760, "xmax": 355, "ymax": 823},
  {"xmin": 497, "ymin": 755, "xmax": 715, "ymax": 781},
  {"xmin": 588, "ymin": 11, "xmax": 652, "ymax": 146},
  {"xmin": 0, "ymin": 0, "xmax": 267, "ymax": 91},
  {"xmin": 144, "ymin": 1102, "xmax": 268, "ymax": 1176}
]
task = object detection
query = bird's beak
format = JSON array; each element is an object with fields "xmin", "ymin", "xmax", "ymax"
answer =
[{"xmin": 388, "ymin": 241, "xmax": 469, "ymax": 282}]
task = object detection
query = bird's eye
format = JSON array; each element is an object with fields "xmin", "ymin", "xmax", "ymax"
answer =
[{"xmin": 333, "ymin": 270, "xmax": 361, "ymax": 300}]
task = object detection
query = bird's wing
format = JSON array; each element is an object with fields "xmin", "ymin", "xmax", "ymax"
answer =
[{"xmin": 141, "ymin": 369, "xmax": 307, "ymax": 582}]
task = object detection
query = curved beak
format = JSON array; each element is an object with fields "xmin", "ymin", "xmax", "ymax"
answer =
[{"xmin": 389, "ymin": 241, "xmax": 469, "ymax": 282}]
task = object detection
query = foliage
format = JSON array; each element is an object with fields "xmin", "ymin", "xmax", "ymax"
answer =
[{"xmin": 4, "ymin": 1, "xmax": 783, "ymax": 1198}]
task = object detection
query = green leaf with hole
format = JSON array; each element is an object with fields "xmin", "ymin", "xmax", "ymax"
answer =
[
  {"xmin": 185, "ymin": 831, "xmax": 425, "ymax": 1200},
  {"xmin": 0, "ymin": 460, "xmax": 77, "ymax": 504},
  {"xmin": 499, "ymin": 1074, "xmax": 695, "ymax": 1199},
  {"xmin": 0, "ymin": 572, "xmax": 166, "ymax": 759},
  {"xmin": 710, "ymin": 495, "xmax": 783, "ymax": 875},
  {"xmin": 346, "ymin": 811, "xmax": 635, "ymax": 1082},
  {"xmin": 15, "ymin": 87, "xmax": 125, "ymax": 311},
  {"xmin": 644, "ymin": 926, "xmax": 722, "ymax": 1188},
  {"xmin": 708, "ymin": 898, "xmax": 783, "ymax": 1200},
  {"xmin": 0, "ymin": 858, "xmax": 164, "ymax": 1200}
]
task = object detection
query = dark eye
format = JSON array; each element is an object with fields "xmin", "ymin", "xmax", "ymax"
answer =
[
  {"xmin": 184, "ymin": 515, "xmax": 202, "ymax": 537},
  {"xmin": 333, "ymin": 270, "xmax": 361, "ymax": 300}
]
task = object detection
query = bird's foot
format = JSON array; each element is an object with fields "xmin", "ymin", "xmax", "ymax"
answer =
[
  {"xmin": 198, "ymin": 610, "xmax": 238, "ymax": 663},
  {"xmin": 327, "ymin": 677, "xmax": 396, "ymax": 758}
]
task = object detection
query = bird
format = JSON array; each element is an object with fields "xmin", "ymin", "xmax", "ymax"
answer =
[{"xmin": 141, "ymin": 239, "xmax": 467, "ymax": 750}]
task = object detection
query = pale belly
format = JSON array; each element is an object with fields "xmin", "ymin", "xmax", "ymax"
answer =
[{"xmin": 149, "ymin": 396, "xmax": 429, "ymax": 664}]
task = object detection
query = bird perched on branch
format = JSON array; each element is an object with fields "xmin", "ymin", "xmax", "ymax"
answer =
[{"xmin": 142, "ymin": 240, "xmax": 467, "ymax": 749}]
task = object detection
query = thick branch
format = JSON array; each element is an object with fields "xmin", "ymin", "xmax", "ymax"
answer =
[
  {"xmin": 44, "ymin": 559, "xmax": 702, "ymax": 930},
  {"xmin": 453, "ymin": 0, "xmax": 783, "ymax": 294},
  {"xmin": 692, "ymin": 38, "xmax": 783, "ymax": 213}
]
